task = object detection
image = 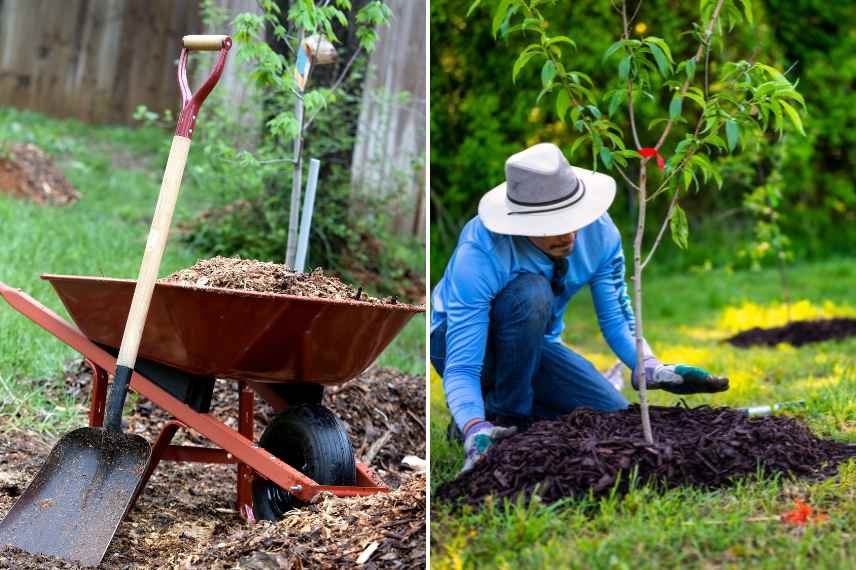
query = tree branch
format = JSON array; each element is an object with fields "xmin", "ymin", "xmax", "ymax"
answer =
[
  {"xmin": 653, "ymin": 0, "xmax": 726, "ymax": 151},
  {"xmin": 622, "ymin": 0, "xmax": 642, "ymax": 150},
  {"xmin": 615, "ymin": 164, "xmax": 640, "ymax": 190},
  {"xmin": 304, "ymin": 45, "xmax": 364, "ymax": 131},
  {"xmin": 641, "ymin": 188, "xmax": 680, "ymax": 270}
]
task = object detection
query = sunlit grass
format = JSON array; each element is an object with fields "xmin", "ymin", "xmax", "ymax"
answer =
[{"xmin": 431, "ymin": 257, "xmax": 856, "ymax": 568}]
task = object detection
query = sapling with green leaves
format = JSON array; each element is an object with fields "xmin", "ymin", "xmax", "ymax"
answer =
[
  {"xmin": 476, "ymin": 0, "xmax": 805, "ymax": 443},
  {"xmin": 228, "ymin": 0, "xmax": 391, "ymax": 266}
]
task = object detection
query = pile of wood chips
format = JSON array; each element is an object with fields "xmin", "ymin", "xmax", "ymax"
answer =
[
  {"xmin": 164, "ymin": 256, "xmax": 391, "ymax": 304},
  {"xmin": 168, "ymin": 474, "xmax": 426, "ymax": 569},
  {"xmin": 0, "ymin": 143, "xmax": 80, "ymax": 205}
]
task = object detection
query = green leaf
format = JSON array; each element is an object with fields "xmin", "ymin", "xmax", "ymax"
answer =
[
  {"xmin": 608, "ymin": 91, "xmax": 623, "ymax": 117},
  {"xmin": 541, "ymin": 60, "xmax": 556, "ymax": 87},
  {"xmin": 603, "ymin": 40, "xmax": 624, "ymax": 61},
  {"xmin": 670, "ymin": 204, "xmax": 689, "ymax": 249},
  {"xmin": 648, "ymin": 43, "xmax": 671, "ymax": 77},
  {"xmin": 492, "ymin": 0, "xmax": 512, "ymax": 38},
  {"xmin": 570, "ymin": 134, "xmax": 589, "ymax": 157},
  {"xmin": 618, "ymin": 56, "xmax": 631, "ymax": 81},
  {"xmin": 686, "ymin": 57, "xmax": 696, "ymax": 81},
  {"xmin": 512, "ymin": 49, "xmax": 538, "ymax": 83},
  {"xmin": 599, "ymin": 147, "xmax": 613, "ymax": 169},
  {"xmin": 466, "ymin": 0, "xmax": 483, "ymax": 17},
  {"xmin": 669, "ymin": 95, "xmax": 683, "ymax": 119},
  {"xmin": 779, "ymin": 100, "xmax": 805, "ymax": 135},
  {"xmin": 757, "ymin": 63, "xmax": 788, "ymax": 84},
  {"xmin": 548, "ymin": 36, "xmax": 576, "ymax": 49},
  {"xmin": 556, "ymin": 89, "xmax": 571, "ymax": 122},
  {"xmin": 739, "ymin": 0, "xmax": 754, "ymax": 25},
  {"xmin": 725, "ymin": 119, "xmax": 739, "ymax": 152}
]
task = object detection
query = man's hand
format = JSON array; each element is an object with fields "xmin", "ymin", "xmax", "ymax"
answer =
[
  {"xmin": 634, "ymin": 352, "xmax": 729, "ymax": 394},
  {"xmin": 460, "ymin": 421, "xmax": 517, "ymax": 474}
]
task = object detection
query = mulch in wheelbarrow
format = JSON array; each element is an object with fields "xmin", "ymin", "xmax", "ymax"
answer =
[
  {"xmin": 0, "ymin": 143, "xmax": 80, "ymax": 206},
  {"xmin": 0, "ymin": 366, "xmax": 426, "ymax": 569},
  {"xmin": 726, "ymin": 317, "xmax": 856, "ymax": 348},
  {"xmin": 164, "ymin": 256, "xmax": 416, "ymax": 305},
  {"xmin": 435, "ymin": 405, "xmax": 856, "ymax": 508}
]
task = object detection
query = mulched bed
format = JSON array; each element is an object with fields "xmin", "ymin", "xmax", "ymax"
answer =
[
  {"xmin": 436, "ymin": 405, "xmax": 856, "ymax": 508},
  {"xmin": 0, "ymin": 143, "xmax": 80, "ymax": 205},
  {"xmin": 726, "ymin": 318, "xmax": 856, "ymax": 348},
  {"xmin": 0, "ymin": 364, "xmax": 425, "ymax": 569},
  {"xmin": 163, "ymin": 256, "xmax": 416, "ymax": 306}
]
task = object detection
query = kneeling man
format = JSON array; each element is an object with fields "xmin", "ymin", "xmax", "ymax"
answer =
[{"xmin": 431, "ymin": 143, "xmax": 728, "ymax": 472}]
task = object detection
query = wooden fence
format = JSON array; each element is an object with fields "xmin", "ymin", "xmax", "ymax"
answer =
[{"xmin": 0, "ymin": 0, "xmax": 204, "ymax": 125}]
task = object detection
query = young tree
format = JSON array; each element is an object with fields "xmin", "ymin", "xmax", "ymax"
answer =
[
  {"xmin": 232, "ymin": 0, "xmax": 392, "ymax": 266},
  {"xmin": 475, "ymin": 0, "xmax": 805, "ymax": 443}
]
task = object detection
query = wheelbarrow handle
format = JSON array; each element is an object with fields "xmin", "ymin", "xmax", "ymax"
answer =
[{"xmin": 175, "ymin": 35, "xmax": 232, "ymax": 138}]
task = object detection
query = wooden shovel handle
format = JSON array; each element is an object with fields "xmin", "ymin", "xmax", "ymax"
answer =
[
  {"xmin": 182, "ymin": 34, "xmax": 230, "ymax": 50},
  {"xmin": 116, "ymin": 136, "xmax": 191, "ymax": 369}
]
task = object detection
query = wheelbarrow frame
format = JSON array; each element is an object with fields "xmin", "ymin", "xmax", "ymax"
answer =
[{"xmin": 0, "ymin": 282, "xmax": 389, "ymax": 517}]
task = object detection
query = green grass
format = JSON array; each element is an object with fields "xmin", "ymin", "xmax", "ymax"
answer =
[
  {"xmin": 0, "ymin": 108, "xmax": 424, "ymax": 434},
  {"xmin": 431, "ymin": 257, "xmax": 856, "ymax": 569}
]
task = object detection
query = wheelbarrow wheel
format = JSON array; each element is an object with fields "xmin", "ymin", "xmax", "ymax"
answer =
[{"xmin": 252, "ymin": 403, "xmax": 355, "ymax": 520}]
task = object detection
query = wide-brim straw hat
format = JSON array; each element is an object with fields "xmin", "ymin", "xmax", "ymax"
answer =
[{"xmin": 478, "ymin": 143, "xmax": 616, "ymax": 236}]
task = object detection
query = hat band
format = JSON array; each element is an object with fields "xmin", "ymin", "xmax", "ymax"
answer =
[
  {"xmin": 508, "ymin": 179, "xmax": 586, "ymax": 216},
  {"xmin": 507, "ymin": 176, "xmax": 581, "ymax": 207}
]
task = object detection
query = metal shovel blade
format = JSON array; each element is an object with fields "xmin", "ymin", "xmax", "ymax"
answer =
[{"xmin": 0, "ymin": 427, "xmax": 150, "ymax": 567}]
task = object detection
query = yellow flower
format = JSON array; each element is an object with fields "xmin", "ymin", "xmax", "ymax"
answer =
[{"xmin": 635, "ymin": 22, "xmax": 648, "ymax": 34}]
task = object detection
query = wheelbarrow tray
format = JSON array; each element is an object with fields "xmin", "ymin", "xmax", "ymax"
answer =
[{"xmin": 42, "ymin": 274, "xmax": 422, "ymax": 385}]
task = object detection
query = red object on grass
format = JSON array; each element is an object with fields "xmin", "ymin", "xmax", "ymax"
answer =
[
  {"xmin": 639, "ymin": 147, "xmax": 666, "ymax": 170},
  {"xmin": 780, "ymin": 499, "xmax": 830, "ymax": 525}
]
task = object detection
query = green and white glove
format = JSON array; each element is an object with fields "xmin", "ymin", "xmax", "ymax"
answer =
[
  {"xmin": 633, "ymin": 340, "xmax": 729, "ymax": 394},
  {"xmin": 460, "ymin": 421, "xmax": 517, "ymax": 474}
]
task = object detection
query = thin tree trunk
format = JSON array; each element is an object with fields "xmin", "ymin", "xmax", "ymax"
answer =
[
  {"xmin": 633, "ymin": 164, "xmax": 654, "ymax": 444},
  {"xmin": 286, "ymin": 30, "xmax": 305, "ymax": 267}
]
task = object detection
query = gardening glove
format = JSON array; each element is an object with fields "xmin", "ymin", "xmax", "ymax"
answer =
[
  {"xmin": 632, "ymin": 340, "xmax": 729, "ymax": 394},
  {"xmin": 460, "ymin": 421, "xmax": 517, "ymax": 475},
  {"xmin": 643, "ymin": 363, "xmax": 730, "ymax": 394}
]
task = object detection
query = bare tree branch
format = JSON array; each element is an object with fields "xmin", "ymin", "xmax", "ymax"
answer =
[
  {"xmin": 615, "ymin": 164, "xmax": 640, "ymax": 190},
  {"xmin": 641, "ymin": 188, "xmax": 680, "ymax": 270}
]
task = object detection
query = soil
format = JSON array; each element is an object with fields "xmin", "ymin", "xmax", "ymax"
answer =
[
  {"xmin": 0, "ymin": 364, "xmax": 426, "ymax": 569},
  {"xmin": 163, "ymin": 256, "xmax": 419, "ymax": 306},
  {"xmin": 726, "ymin": 317, "xmax": 856, "ymax": 348},
  {"xmin": 436, "ymin": 405, "xmax": 856, "ymax": 508},
  {"xmin": 0, "ymin": 143, "xmax": 80, "ymax": 205}
]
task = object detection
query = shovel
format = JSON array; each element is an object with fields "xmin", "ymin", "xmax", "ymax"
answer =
[{"xmin": 0, "ymin": 35, "xmax": 231, "ymax": 567}]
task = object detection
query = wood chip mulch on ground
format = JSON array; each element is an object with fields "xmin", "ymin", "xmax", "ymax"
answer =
[
  {"xmin": 436, "ymin": 404, "xmax": 856, "ymax": 508},
  {"xmin": 0, "ymin": 365, "xmax": 426, "ymax": 569},
  {"xmin": 0, "ymin": 143, "xmax": 80, "ymax": 205},
  {"xmin": 726, "ymin": 317, "xmax": 856, "ymax": 348},
  {"xmin": 163, "ymin": 256, "xmax": 419, "ymax": 306}
]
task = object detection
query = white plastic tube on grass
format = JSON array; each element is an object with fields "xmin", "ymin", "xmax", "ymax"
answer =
[{"xmin": 295, "ymin": 158, "xmax": 320, "ymax": 273}]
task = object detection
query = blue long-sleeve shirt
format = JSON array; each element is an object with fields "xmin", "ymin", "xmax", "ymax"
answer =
[{"xmin": 431, "ymin": 213, "xmax": 639, "ymax": 429}]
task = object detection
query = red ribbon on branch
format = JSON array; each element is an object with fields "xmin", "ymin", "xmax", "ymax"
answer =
[{"xmin": 639, "ymin": 147, "xmax": 665, "ymax": 171}]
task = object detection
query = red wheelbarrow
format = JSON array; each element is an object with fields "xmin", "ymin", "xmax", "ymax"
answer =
[{"xmin": 0, "ymin": 276, "xmax": 422, "ymax": 521}]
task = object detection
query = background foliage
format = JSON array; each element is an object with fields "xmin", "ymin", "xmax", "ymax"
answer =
[{"xmin": 430, "ymin": 0, "xmax": 856, "ymax": 284}]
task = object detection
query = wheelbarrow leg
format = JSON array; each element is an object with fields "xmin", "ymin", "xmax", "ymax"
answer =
[
  {"xmin": 237, "ymin": 381, "xmax": 254, "ymax": 519},
  {"xmin": 128, "ymin": 420, "xmax": 184, "ymax": 511},
  {"xmin": 86, "ymin": 360, "xmax": 109, "ymax": 427}
]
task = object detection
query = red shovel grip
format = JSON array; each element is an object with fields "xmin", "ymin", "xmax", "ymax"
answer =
[{"xmin": 175, "ymin": 35, "xmax": 232, "ymax": 138}]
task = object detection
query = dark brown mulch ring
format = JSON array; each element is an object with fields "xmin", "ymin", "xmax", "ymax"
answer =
[
  {"xmin": 436, "ymin": 405, "xmax": 856, "ymax": 508},
  {"xmin": 0, "ymin": 143, "xmax": 80, "ymax": 205},
  {"xmin": 726, "ymin": 318, "xmax": 856, "ymax": 348},
  {"xmin": 0, "ymin": 365, "xmax": 426, "ymax": 569},
  {"xmin": 163, "ymin": 256, "xmax": 421, "ymax": 307}
]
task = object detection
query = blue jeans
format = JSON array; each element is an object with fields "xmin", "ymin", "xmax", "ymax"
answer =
[{"xmin": 431, "ymin": 273, "xmax": 628, "ymax": 423}]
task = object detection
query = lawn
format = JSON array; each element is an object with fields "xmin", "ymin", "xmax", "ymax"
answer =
[
  {"xmin": 430, "ymin": 257, "xmax": 856, "ymax": 569},
  {"xmin": 0, "ymin": 108, "xmax": 424, "ymax": 436}
]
